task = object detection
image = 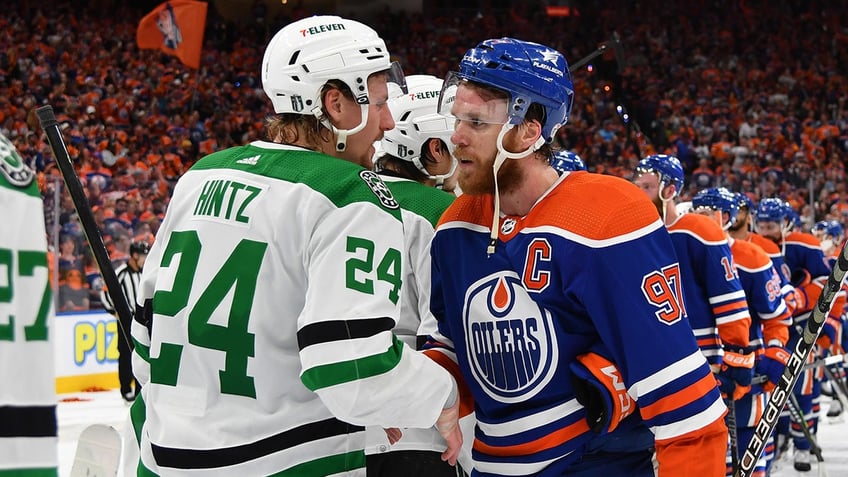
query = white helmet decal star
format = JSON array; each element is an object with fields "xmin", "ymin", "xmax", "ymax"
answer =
[{"xmin": 540, "ymin": 49, "xmax": 560, "ymax": 64}]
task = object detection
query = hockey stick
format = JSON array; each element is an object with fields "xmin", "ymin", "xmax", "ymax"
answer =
[
  {"xmin": 570, "ymin": 32, "xmax": 624, "ymax": 72},
  {"xmin": 725, "ymin": 397, "xmax": 740, "ymax": 474},
  {"xmin": 36, "ymin": 105, "xmax": 133, "ymax": 348},
  {"xmin": 751, "ymin": 353, "xmax": 848, "ymax": 385},
  {"xmin": 787, "ymin": 393, "xmax": 826, "ymax": 476},
  {"xmin": 736, "ymin": 240, "xmax": 848, "ymax": 477},
  {"xmin": 821, "ymin": 365, "xmax": 848, "ymax": 407}
]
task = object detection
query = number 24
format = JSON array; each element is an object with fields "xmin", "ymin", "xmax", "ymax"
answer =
[{"xmin": 345, "ymin": 237, "xmax": 401, "ymax": 305}]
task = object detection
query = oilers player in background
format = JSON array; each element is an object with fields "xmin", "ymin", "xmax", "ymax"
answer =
[
  {"xmin": 634, "ymin": 155, "xmax": 754, "ymax": 403},
  {"xmin": 550, "ymin": 149, "xmax": 586, "ymax": 174},
  {"xmin": 101, "ymin": 240, "xmax": 149, "ymax": 403},
  {"xmin": 425, "ymin": 37, "xmax": 728, "ymax": 476},
  {"xmin": 691, "ymin": 188, "xmax": 793, "ymax": 476},
  {"xmin": 728, "ymin": 193, "xmax": 799, "ymax": 317},
  {"xmin": 124, "ymin": 16, "xmax": 462, "ymax": 476},
  {"xmin": 754, "ymin": 198, "xmax": 841, "ymax": 471},
  {"xmin": 0, "ymin": 132, "xmax": 58, "ymax": 475},
  {"xmin": 367, "ymin": 74, "xmax": 469, "ymax": 476}
]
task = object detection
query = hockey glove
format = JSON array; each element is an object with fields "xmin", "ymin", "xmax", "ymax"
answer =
[
  {"xmin": 570, "ymin": 352, "xmax": 635, "ymax": 434},
  {"xmin": 755, "ymin": 345, "xmax": 790, "ymax": 393},
  {"xmin": 717, "ymin": 346, "xmax": 755, "ymax": 400}
]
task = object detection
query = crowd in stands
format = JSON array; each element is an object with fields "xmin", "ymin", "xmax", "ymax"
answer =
[{"xmin": 3, "ymin": 0, "xmax": 847, "ymax": 311}]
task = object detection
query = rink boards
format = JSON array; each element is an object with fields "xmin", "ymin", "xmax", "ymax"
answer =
[{"xmin": 54, "ymin": 311, "xmax": 119, "ymax": 393}]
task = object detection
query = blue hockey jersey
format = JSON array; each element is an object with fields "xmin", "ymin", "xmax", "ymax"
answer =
[
  {"xmin": 666, "ymin": 213, "xmax": 751, "ymax": 366},
  {"xmin": 426, "ymin": 172, "xmax": 726, "ymax": 476}
]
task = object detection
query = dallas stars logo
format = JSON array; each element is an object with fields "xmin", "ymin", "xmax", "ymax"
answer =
[{"xmin": 0, "ymin": 134, "xmax": 34, "ymax": 188}]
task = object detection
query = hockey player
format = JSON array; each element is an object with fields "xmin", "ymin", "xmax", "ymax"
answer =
[
  {"xmin": 101, "ymin": 240, "xmax": 149, "ymax": 403},
  {"xmin": 126, "ymin": 16, "xmax": 461, "ymax": 476},
  {"xmin": 755, "ymin": 198, "xmax": 840, "ymax": 471},
  {"xmin": 367, "ymin": 74, "xmax": 467, "ymax": 476},
  {"xmin": 729, "ymin": 193, "xmax": 798, "ymax": 315},
  {"xmin": 0, "ymin": 132, "xmax": 58, "ymax": 475},
  {"xmin": 425, "ymin": 37, "xmax": 728, "ymax": 476},
  {"xmin": 812, "ymin": 220, "xmax": 845, "ymax": 268},
  {"xmin": 634, "ymin": 155, "xmax": 754, "ymax": 402},
  {"xmin": 692, "ymin": 187, "xmax": 793, "ymax": 475}
]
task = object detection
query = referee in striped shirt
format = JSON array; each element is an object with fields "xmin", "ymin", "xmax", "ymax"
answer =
[{"xmin": 101, "ymin": 240, "xmax": 149, "ymax": 402}]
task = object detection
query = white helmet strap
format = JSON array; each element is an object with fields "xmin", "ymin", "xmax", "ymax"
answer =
[
  {"xmin": 487, "ymin": 124, "xmax": 545, "ymax": 255},
  {"xmin": 319, "ymin": 103, "xmax": 370, "ymax": 152}
]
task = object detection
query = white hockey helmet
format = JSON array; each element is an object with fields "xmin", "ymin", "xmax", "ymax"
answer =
[
  {"xmin": 262, "ymin": 15, "xmax": 403, "ymax": 116},
  {"xmin": 381, "ymin": 75, "xmax": 457, "ymax": 181}
]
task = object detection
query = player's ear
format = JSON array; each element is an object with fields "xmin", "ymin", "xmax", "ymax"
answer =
[
  {"xmin": 427, "ymin": 138, "xmax": 443, "ymax": 161},
  {"xmin": 662, "ymin": 184, "xmax": 676, "ymax": 200},
  {"xmin": 322, "ymin": 87, "xmax": 345, "ymax": 122},
  {"xmin": 517, "ymin": 119, "xmax": 542, "ymax": 150}
]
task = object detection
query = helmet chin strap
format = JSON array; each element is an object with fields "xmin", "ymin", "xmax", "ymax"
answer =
[
  {"xmin": 659, "ymin": 180, "xmax": 673, "ymax": 224},
  {"xmin": 413, "ymin": 156, "xmax": 458, "ymax": 190},
  {"xmin": 487, "ymin": 124, "xmax": 545, "ymax": 256},
  {"xmin": 318, "ymin": 104, "xmax": 370, "ymax": 152}
]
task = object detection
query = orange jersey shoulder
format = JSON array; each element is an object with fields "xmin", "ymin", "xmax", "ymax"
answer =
[
  {"xmin": 748, "ymin": 232, "xmax": 781, "ymax": 255},
  {"xmin": 437, "ymin": 193, "xmax": 493, "ymax": 229},
  {"xmin": 523, "ymin": 172, "xmax": 662, "ymax": 240},
  {"xmin": 785, "ymin": 231, "xmax": 822, "ymax": 247},
  {"xmin": 669, "ymin": 213, "xmax": 727, "ymax": 242},
  {"xmin": 730, "ymin": 238, "xmax": 772, "ymax": 270},
  {"xmin": 437, "ymin": 172, "xmax": 663, "ymax": 241}
]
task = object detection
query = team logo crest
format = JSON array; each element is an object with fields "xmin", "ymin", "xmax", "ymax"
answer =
[
  {"xmin": 156, "ymin": 3, "xmax": 182, "ymax": 49},
  {"xmin": 359, "ymin": 170, "xmax": 399, "ymax": 210},
  {"xmin": 0, "ymin": 134, "xmax": 34, "ymax": 188},
  {"xmin": 463, "ymin": 272, "xmax": 558, "ymax": 402}
]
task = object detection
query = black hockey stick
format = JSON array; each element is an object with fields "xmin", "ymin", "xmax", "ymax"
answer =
[
  {"xmin": 736, "ymin": 239, "xmax": 848, "ymax": 477},
  {"xmin": 822, "ymin": 364, "xmax": 848, "ymax": 408},
  {"xmin": 36, "ymin": 105, "xmax": 133, "ymax": 348},
  {"xmin": 570, "ymin": 31, "xmax": 624, "ymax": 72},
  {"xmin": 751, "ymin": 353, "xmax": 848, "ymax": 385},
  {"xmin": 726, "ymin": 397, "xmax": 739, "ymax": 474},
  {"xmin": 787, "ymin": 393, "xmax": 825, "ymax": 470}
]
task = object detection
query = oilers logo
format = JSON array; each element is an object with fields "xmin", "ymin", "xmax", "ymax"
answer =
[{"xmin": 464, "ymin": 272, "xmax": 558, "ymax": 403}]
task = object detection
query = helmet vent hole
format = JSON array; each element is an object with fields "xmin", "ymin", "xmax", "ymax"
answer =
[
  {"xmin": 399, "ymin": 111, "xmax": 411, "ymax": 122},
  {"xmin": 291, "ymin": 75, "xmax": 300, "ymax": 82},
  {"xmin": 288, "ymin": 50, "xmax": 300, "ymax": 66}
]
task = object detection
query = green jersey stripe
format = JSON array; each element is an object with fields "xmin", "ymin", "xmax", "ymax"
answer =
[
  {"xmin": 0, "ymin": 468, "xmax": 57, "ymax": 477},
  {"xmin": 189, "ymin": 144, "xmax": 402, "ymax": 221},
  {"xmin": 301, "ymin": 336, "xmax": 404, "ymax": 391}
]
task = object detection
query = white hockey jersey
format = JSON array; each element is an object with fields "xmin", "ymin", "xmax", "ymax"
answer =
[
  {"xmin": 129, "ymin": 142, "xmax": 456, "ymax": 476},
  {"xmin": 0, "ymin": 133, "xmax": 58, "ymax": 475}
]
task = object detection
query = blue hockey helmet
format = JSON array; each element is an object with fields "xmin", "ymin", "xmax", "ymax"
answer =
[
  {"xmin": 782, "ymin": 202, "xmax": 801, "ymax": 231},
  {"xmin": 813, "ymin": 220, "xmax": 844, "ymax": 241},
  {"xmin": 635, "ymin": 154, "xmax": 685, "ymax": 196},
  {"xmin": 826, "ymin": 220, "xmax": 844, "ymax": 239},
  {"xmin": 692, "ymin": 187, "xmax": 739, "ymax": 227},
  {"xmin": 735, "ymin": 192, "xmax": 755, "ymax": 212},
  {"xmin": 754, "ymin": 198, "xmax": 788, "ymax": 223},
  {"xmin": 551, "ymin": 150, "xmax": 586, "ymax": 173},
  {"xmin": 438, "ymin": 38, "xmax": 574, "ymax": 144}
]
